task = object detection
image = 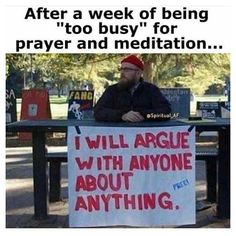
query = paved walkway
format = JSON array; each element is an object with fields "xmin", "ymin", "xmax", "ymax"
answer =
[{"xmin": 6, "ymin": 147, "xmax": 230, "ymax": 228}]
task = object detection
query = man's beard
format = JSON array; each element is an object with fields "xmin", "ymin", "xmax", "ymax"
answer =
[{"xmin": 117, "ymin": 77, "xmax": 136, "ymax": 90}]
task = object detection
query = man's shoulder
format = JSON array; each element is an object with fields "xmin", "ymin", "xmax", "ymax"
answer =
[
  {"xmin": 103, "ymin": 83, "xmax": 119, "ymax": 94},
  {"xmin": 108, "ymin": 83, "xmax": 118, "ymax": 88},
  {"xmin": 141, "ymin": 81, "xmax": 159, "ymax": 90},
  {"xmin": 106, "ymin": 83, "xmax": 118, "ymax": 91}
]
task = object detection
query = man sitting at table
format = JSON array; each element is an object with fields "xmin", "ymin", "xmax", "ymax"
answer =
[{"xmin": 94, "ymin": 55, "xmax": 171, "ymax": 122}]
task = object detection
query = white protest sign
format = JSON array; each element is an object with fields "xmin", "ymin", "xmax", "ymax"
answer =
[{"xmin": 67, "ymin": 125, "xmax": 195, "ymax": 227}]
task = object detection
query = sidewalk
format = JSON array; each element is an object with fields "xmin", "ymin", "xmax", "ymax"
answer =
[{"xmin": 6, "ymin": 147, "xmax": 230, "ymax": 228}]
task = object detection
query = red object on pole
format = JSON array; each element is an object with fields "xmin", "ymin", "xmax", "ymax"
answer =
[{"xmin": 19, "ymin": 89, "xmax": 51, "ymax": 140}]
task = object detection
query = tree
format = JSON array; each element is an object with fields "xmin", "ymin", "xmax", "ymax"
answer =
[
  {"xmin": 6, "ymin": 53, "xmax": 230, "ymax": 98},
  {"xmin": 140, "ymin": 54, "xmax": 230, "ymax": 95}
]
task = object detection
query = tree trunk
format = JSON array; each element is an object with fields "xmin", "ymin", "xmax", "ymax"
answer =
[
  {"xmin": 143, "ymin": 61, "xmax": 154, "ymax": 83},
  {"xmin": 57, "ymin": 88, "xmax": 61, "ymax": 98}
]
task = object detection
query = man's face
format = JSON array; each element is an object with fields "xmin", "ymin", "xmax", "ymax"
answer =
[{"xmin": 118, "ymin": 62, "xmax": 141, "ymax": 90}]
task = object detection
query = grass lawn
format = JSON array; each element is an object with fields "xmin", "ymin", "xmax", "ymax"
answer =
[
  {"xmin": 17, "ymin": 95, "xmax": 68, "ymax": 104},
  {"xmin": 194, "ymin": 95, "xmax": 227, "ymax": 102},
  {"xmin": 49, "ymin": 95, "xmax": 68, "ymax": 104}
]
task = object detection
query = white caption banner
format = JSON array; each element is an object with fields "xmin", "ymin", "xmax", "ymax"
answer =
[{"xmin": 4, "ymin": 4, "xmax": 231, "ymax": 53}]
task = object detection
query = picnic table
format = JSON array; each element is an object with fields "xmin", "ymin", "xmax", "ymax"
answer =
[{"xmin": 6, "ymin": 118, "xmax": 230, "ymax": 220}]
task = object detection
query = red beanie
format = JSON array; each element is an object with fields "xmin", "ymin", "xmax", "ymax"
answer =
[{"xmin": 121, "ymin": 55, "xmax": 144, "ymax": 70}]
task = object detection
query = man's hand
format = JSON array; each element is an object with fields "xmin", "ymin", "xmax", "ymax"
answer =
[{"xmin": 122, "ymin": 111, "xmax": 144, "ymax": 122}]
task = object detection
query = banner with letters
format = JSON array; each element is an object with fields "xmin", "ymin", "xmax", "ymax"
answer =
[
  {"xmin": 67, "ymin": 90, "xmax": 94, "ymax": 120},
  {"xmin": 6, "ymin": 88, "xmax": 17, "ymax": 124},
  {"xmin": 67, "ymin": 125, "xmax": 195, "ymax": 227},
  {"xmin": 196, "ymin": 101, "xmax": 230, "ymax": 119}
]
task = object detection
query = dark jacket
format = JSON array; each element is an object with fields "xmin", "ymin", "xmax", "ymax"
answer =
[{"xmin": 94, "ymin": 80, "xmax": 171, "ymax": 122}]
